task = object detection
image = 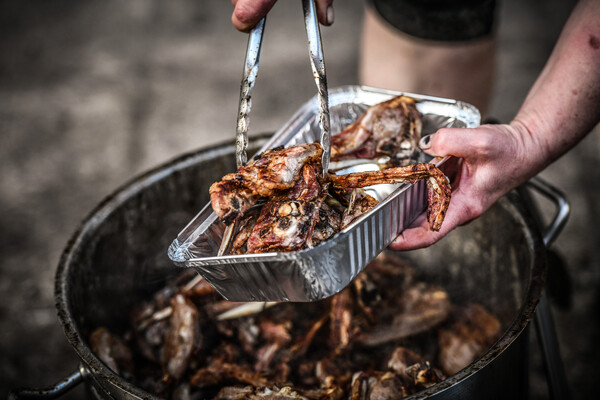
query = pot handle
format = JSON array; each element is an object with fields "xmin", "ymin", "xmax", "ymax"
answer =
[
  {"xmin": 8, "ymin": 365, "xmax": 85, "ymax": 399},
  {"xmin": 524, "ymin": 176, "xmax": 570, "ymax": 247},
  {"xmin": 523, "ymin": 177, "xmax": 572, "ymax": 400}
]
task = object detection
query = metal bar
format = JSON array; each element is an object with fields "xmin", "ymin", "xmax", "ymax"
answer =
[
  {"xmin": 8, "ymin": 368, "xmax": 84, "ymax": 399},
  {"xmin": 302, "ymin": 0, "xmax": 331, "ymax": 177},
  {"xmin": 521, "ymin": 177, "xmax": 571, "ymax": 400},
  {"xmin": 236, "ymin": 17, "xmax": 266, "ymax": 168},
  {"xmin": 535, "ymin": 292, "xmax": 571, "ymax": 400}
]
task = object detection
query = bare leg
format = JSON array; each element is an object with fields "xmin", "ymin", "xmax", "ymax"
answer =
[{"xmin": 359, "ymin": 6, "xmax": 496, "ymax": 116}]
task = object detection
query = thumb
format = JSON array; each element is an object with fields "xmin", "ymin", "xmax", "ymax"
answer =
[
  {"xmin": 419, "ymin": 128, "xmax": 475, "ymax": 159},
  {"xmin": 316, "ymin": 0, "xmax": 335, "ymax": 26},
  {"xmin": 232, "ymin": 0, "xmax": 277, "ymax": 32}
]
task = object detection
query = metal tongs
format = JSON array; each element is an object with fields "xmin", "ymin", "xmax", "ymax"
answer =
[{"xmin": 235, "ymin": 0, "xmax": 331, "ymax": 177}]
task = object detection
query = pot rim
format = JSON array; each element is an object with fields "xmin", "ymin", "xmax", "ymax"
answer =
[{"xmin": 54, "ymin": 136, "xmax": 547, "ymax": 399}]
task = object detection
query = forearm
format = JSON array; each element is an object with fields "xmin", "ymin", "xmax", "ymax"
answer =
[{"xmin": 512, "ymin": 0, "xmax": 600, "ymax": 175}]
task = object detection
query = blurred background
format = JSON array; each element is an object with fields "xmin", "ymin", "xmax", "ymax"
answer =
[{"xmin": 1, "ymin": 0, "xmax": 598, "ymax": 398}]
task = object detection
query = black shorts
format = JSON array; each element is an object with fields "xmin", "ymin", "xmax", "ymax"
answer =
[{"xmin": 368, "ymin": 0, "xmax": 497, "ymax": 42}]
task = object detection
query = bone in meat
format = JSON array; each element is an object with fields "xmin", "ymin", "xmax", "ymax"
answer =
[
  {"xmin": 246, "ymin": 164, "xmax": 326, "ymax": 253},
  {"xmin": 210, "ymin": 143, "xmax": 323, "ymax": 224},
  {"xmin": 331, "ymin": 95, "xmax": 422, "ymax": 164},
  {"xmin": 327, "ymin": 163, "xmax": 451, "ymax": 231}
]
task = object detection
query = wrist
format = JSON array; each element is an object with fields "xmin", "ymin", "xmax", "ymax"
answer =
[{"xmin": 508, "ymin": 118, "xmax": 553, "ymax": 181}]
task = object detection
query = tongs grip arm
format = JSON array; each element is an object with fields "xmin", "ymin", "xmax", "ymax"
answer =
[
  {"xmin": 236, "ymin": 17, "xmax": 266, "ymax": 168},
  {"xmin": 302, "ymin": 0, "xmax": 331, "ymax": 177}
]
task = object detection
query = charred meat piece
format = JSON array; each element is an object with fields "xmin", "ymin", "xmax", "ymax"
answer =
[
  {"xmin": 246, "ymin": 164, "xmax": 327, "ymax": 253},
  {"xmin": 241, "ymin": 144, "xmax": 324, "ymax": 196},
  {"xmin": 356, "ymin": 283, "xmax": 451, "ymax": 347},
  {"xmin": 387, "ymin": 347, "xmax": 424, "ymax": 377},
  {"xmin": 331, "ymin": 96, "xmax": 422, "ymax": 165},
  {"xmin": 254, "ymin": 320, "xmax": 292, "ymax": 372},
  {"xmin": 210, "ymin": 144, "xmax": 323, "ymax": 224},
  {"xmin": 215, "ymin": 385, "xmax": 311, "ymax": 400},
  {"xmin": 333, "ymin": 187, "xmax": 380, "ymax": 230},
  {"xmin": 289, "ymin": 315, "xmax": 329, "ymax": 359},
  {"xmin": 211, "ymin": 144, "xmax": 450, "ymax": 254},
  {"xmin": 163, "ymin": 294, "xmax": 202, "ymax": 381},
  {"xmin": 311, "ymin": 201, "xmax": 342, "ymax": 246},
  {"xmin": 404, "ymin": 362, "xmax": 445, "ymax": 389},
  {"xmin": 230, "ymin": 206, "xmax": 262, "ymax": 254},
  {"xmin": 89, "ymin": 327, "xmax": 134, "ymax": 377},
  {"xmin": 350, "ymin": 371, "xmax": 408, "ymax": 400},
  {"xmin": 352, "ymin": 271, "xmax": 381, "ymax": 324},
  {"xmin": 327, "ymin": 163, "xmax": 451, "ymax": 231},
  {"xmin": 190, "ymin": 360, "xmax": 270, "ymax": 389},
  {"xmin": 438, "ymin": 303, "xmax": 502, "ymax": 375},
  {"xmin": 329, "ymin": 287, "xmax": 354, "ymax": 355},
  {"xmin": 210, "ymin": 178, "xmax": 261, "ymax": 226},
  {"xmin": 90, "ymin": 252, "xmax": 503, "ymax": 399}
]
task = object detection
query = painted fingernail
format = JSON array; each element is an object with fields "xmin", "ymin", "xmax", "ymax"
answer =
[
  {"xmin": 326, "ymin": 6, "xmax": 334, "ymax": 25},
  {"xmin": 419, "ymin": 134, "xmax": 432, "ymax": 150}
]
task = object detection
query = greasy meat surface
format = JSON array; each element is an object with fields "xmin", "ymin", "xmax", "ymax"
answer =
[
  {"xmin": 210, "ymin": 143, "xmax": 450, "ymax": 253},
  {"xmin": 210, "ymin": 143, "xmax": 323, "ymax": 224},
  {"xmin": 90, "ymin": 253, "xmax": 502, "ymax": 400},
  {"xmin": 209, "ymin": 95, "xmax": 450, "ymax": 252},
  {"xmin": 240, "ymin": 144, "xmax": 324, "ymax": 196},
  {"xmin": 89, "ymin": 327, "xmax": 134, "ymax": 378},
  {"xmin": 330, "ymin": 95, "xmax": 422, "ymax": 165},
  {"xmin": 438, "ymin": 303, "xmax": 502, "ymax": 375},
  {"xmin": 311, "ymin": 201, "xmax": 342, "ymax": 246},
  {"xmin": 246, "ymin": 164, "xmax": 326, "ymax": 253},
  {"xmin": 327, "ymin": 163, "xmax": 451, "ymax": 231},
  {"xmin": 163, "ymin": 294, "xmax": 202, "ymax": 381}
]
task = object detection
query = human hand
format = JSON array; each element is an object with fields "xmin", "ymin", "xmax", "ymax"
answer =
[
  {"xmin": 389, "ymin": 122, "xmax": 543, "ymax": 251},
  {"xmin": 231, "ymin": 0, "xmax": 335, "ymax": 32}
]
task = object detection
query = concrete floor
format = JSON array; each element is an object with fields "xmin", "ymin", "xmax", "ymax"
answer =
[{"xmin": 1, "ymin": 0, "xmax": 598, "ymax": 398}]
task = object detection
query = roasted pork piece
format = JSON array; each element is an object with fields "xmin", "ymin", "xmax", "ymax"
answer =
[
  {"xmin": 209, "ymin": 142, "xmax": 450, "ymax": 255},
  {"xmin": 90, "ymin": 253, "xmax": 501, "ymax": 399},
  {"xmin": 210, "ymin": 95, "xmax": 447, "ymax": 255},
  {"xmin": 437, "ymin": 303, "xmax": 502, "ymax": 375},
  {"xmin": 330, "ymin": 95, "xmax": 422, "ymax": 167}
]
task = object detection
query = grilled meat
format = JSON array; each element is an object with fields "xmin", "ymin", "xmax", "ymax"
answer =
[
  {"xmin": 89, "ymin": 327, "xmax": 134, "ymax": 378},
  {"xmin": 163, "ymin": 294, "xmax": 202, "ymax": 382},
  {"xmin": 210, "ymin": 143, "xmax": 450, "ymax": 254},
  {"xmin": 330, "ymin": 95, "xmax": 422, "ymax": 166},
  {"xmin": 90, "ymin": 253, "xmax": 502, "ymax": 399},
  {"xmin": 209, "ymin": 95, "xmax": 448, "ymax": 253},
  {"xmin": 246, "ymin": 164, "xmax": 327, "ymax": 253},
  {"xmin": 327, "ymin": 163, "xmax": 451, "ymax": 231},
  {"xmin": 438, "ymin": 303, "xmax": 502, "ymax": 375},
  {"xmin": 209, "ymin": 143, "xmax": 323, "ymax": 224}
]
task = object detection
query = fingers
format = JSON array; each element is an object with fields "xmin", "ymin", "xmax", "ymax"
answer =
[
  {"xmin": 388, "ymin": 185, "xmax": 483, "ymax": 251},
  {"xmin": 231, "ymin": 0, "xmax": 334, "ymax": 32},
  {"xmin": 315, "ymin": 0, "xmax": 335, "ymax": 26},
  {"xmin": 231, "ymin": 0, "xmax": 277, "ymax": 32},
  {"xmin": 419, "ymin": 128, "xmax": 474, "ymax": 159},
  {"xmin": 388, "ymin": 209, "xmax": 457, "ymax": 251},
  {"xmin": 387, "ymin": 214, "xmax": 443, "ymax": 251}
]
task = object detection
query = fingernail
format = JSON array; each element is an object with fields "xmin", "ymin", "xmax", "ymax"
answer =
[
  {"xmin": 419, "ymin": 134, "xmax": 432, "ymax": 150},
  {"xmin": 326, "ymin": 6, "xmax": 334, "ymax": 25}
]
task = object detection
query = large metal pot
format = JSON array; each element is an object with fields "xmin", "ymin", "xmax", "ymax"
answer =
[{"xmin": 11, "ymin": 135, "xmax": 568, "ymax": 399}]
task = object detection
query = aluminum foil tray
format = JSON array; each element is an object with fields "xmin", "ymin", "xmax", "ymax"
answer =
[{"xmin": 169, "ymin": 85, "xmax": 480, "ymax": 302}]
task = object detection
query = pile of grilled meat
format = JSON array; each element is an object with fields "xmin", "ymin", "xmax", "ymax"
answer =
[
  {"xmin": 90, "ymin": 254, "xmax": 502, "ymax": 399},
  {"xmin": 209, "ymin": 96, "xmax": 451, "ymax": 255}
]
